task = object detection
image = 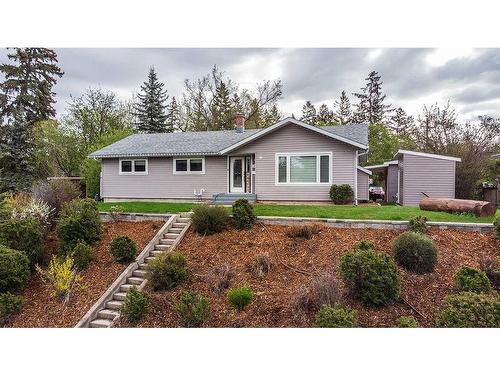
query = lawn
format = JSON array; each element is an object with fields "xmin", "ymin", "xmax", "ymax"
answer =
[{"xmin": 98, "ymin": 201, "xmax": 499, "ymax": 223}]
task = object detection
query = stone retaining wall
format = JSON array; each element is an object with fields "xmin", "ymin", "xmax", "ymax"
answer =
[{"xmin": 100, "ymin": 212, "xmax": 171, "ymax": 222}]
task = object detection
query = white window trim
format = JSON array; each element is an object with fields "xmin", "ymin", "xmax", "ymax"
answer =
[
  {"xmin": 119, "ymin": 158, "xmax": 148, "ymax": 175},
  {"xmin": 275, "ymin": 152, "xmax": 332, "ymax": 186},
  {"xmin": 173, "ymin": 157, "xmax": 206, "ymax": 175}
]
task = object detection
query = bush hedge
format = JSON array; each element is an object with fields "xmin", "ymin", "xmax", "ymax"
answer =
[
  {"xmin": 71, "ymin": 242, "xmax": 96, "ymax": 269},
  {"xmin": 396, "ymin": 316, "xmax": 420, "ymax": 328},
  {"xmin": 0, "ymin": 218, "xmax": 44, "ymax": 267},
  {"xmin": 227, "ymin": 287, "xmax": 253, "ymax": 310},
  {"xmin": 110, "ymin": 236, "xmax": 137, "ymax": 263},
  {"xmin": 0, "ymin": 292, "xmax": 24, "ymax": 325},
  {"xmin": 393, "ymin": 231, "xmax": 437, "ymax": 273},
  {"xmin": 315, "ymin": 304, "xmax": 358, "ymax": 328},
  {"xmin": 191, "ymin": 204, "xmax": 228, "ymax": 235},
  {"xmin": 408, "ymin": 216, "xmax": 428, "ymax": 234},
  {"xmin": 174, "ymin": 291, "xmax": 210, "ymax": 327},
  {"xmin": 494, "ymin": 216, "xmax": 500, "ymax": 239},
  {"xmin": 454, "ymin": 266, "xmax": 491, "ymax": 293},
  {"xmin": 329, "ymin": 184, "xmax": 354, "ymax": 204},
  {"xmin": 32, "ymin": 179, "xmax": 81, "ymax": 218},
  {"xmin": 147, "ymin": 252, "xmax": 189, "ymax": 290},
  {"xmin": 232, "ymin": 199, "xmax": 256, "ymax": 229},
  {"xmin": 0, "ymin": 245, "xmax": 30, "ymax": 293},
  {"xmin": 121, "ymin": 286, "xmax": 150, "ymax": 324}
]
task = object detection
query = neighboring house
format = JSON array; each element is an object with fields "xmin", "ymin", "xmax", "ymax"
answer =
[
  {"xmin": 90, "ymin": 116, "xmax": 372, "ymax": 203},
  {"xmin": 366, "ymin": 150, "xmax": 461, "ymax": 206}
]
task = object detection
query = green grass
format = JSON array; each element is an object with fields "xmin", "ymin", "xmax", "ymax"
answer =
[{"xmin": 98, "ymin": 201, "xmax": 499, "ymax": 223}]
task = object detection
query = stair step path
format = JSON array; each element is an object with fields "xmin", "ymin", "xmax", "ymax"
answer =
[
  {"xmin": 172, "ymin": 223, "xmax": 186, "ymax": 228},
  {"xmin": 90, "ymin": 319, "xmax": 112, "ymax": 328},
  {"xmin": 138, "ymin": 263, "xmax": 148, "ymax": 270},
  {"xmin": 177, "ymin": 217, "xmax": 190, "ymax": 223},
  {"xmin": 155, "ymin": 243, "xmax": 170, "ymax": 250},
  {"xmin": 120, "ymin": 284, "xmax": 135, "ymax": 292},
  {"xmin": 169, "ymin": 228, "xmax": 183, "ymax": 234},
  {"xmin": 133, "ymin": 269, "xmax": 147, "ymax": 278},
  {"xmin": 165, "ymin": 233, "xmax": 179, "ymax": 239},
  {"xmin": 113, "ymin": 292, "xmax": 127, "ymax": 301},
  {"xmin": 127, "ymin": 276, "xmax": 144, "ymax": 285},
  {"xmin": 98, "ymin": 309, "xmax": 120, "ymax": 320},
  {"xmin": 106, "ymin": 300, "xmax": 123, "ymax": 310}
]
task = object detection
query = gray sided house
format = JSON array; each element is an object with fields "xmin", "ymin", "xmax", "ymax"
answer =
[{"xmin": 90, "ymin": 117, "xmax": 372, "ymax": 203}]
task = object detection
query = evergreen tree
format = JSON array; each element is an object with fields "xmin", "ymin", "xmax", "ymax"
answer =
[
  {"xmin": 390, "ymin": 107, "xmax": 414, "ymax": 135},
  {"xmin": 300, "ymin": 101, "xmax": 317, "ymax": 124},
  {"xmin": 211, "ymin": 81, "xmax": 234, "ymax": 130},
  {"xmin": 317, "ymin": 104, "xmax": 333, "ymax": 125},
  {"xmin": 134, "ymin": 67, "xmax": 169, "ymax": 133},
  {"xmin": 333, "ymin": 90, "xmax": 353, "ymax": 125},
  {"xmin": 166, "ymin": 96, "xmax": 181, "ymax": 132},
  {"xmin": 263, "ymin": 104, "xmax": 281, "ymax": 127},
  {"xmin": 353, "ymin": 71, "xmax": 392, "ymax": 124}
]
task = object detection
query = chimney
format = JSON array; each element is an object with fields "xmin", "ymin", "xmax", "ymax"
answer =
[{"xmin": 235, "ymin": 113, "xmax": 245, "ymax": 133}]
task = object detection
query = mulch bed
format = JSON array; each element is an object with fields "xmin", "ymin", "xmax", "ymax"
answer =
[
  {"xmin": 9, "ymin": 221, "xmax": 162, "ymax": 328},
  {"xmin": 122, "ymin": 224, "xmax": 499, "ymax": 328}
]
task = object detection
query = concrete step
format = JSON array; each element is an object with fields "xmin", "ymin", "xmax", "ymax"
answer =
[
  {"xmin": 169, "ymin": 227, "xmax": 183, "ymax": 234},
  {"xmin": 127, "ymin": 276, "xmax": 144, "ymax": 285},
  {"xmin": 133, "ymin": 269, "xmax": 147, "ymax": 278},
  {"xmin": 120, "ymin": 284, "xmax": 135, "ymax": 292},
  {"xmin": 180, "ymin": 212, "xmax": 193, "ymax": 218},
  {"xmin": 138, "ymin": 263, "xmax": 148, "ymax": 270},
  {"xmin": 172, "ymin": 222, "xmax": 187, "ymax": 228},
  {"xmin": 155, "ymin": 244, "xmax": 170, "ymax": 250},
  {"xmin": 177, "ymin": 217, "xmax": 190, "ymax": 223},
  {"xmin": 150, "ymin": 250, "xmax": 165, "ymax": 257},
  {"xmin": 159, "ymin": 239, "xmax": 173, "ymax": 245},
  {"xmin": 98, "ymin": 309, "xmax": 120, "ymax": 320},
  {"xmin": 165, "ymin": 233, "xmax": 179, "ymax": 239},
  {"xmin": 144, "ymin": 256, "xmax": 156, "ymax": 263},
  {"xmin": 106, "ymin": 300, "xmax": 123, "ymax": 310},
  {"xmin": 90, "ymin": 318, "xmax": 112, "ymax": 328},
  {"xmin": 114, "ymin": 292, "xmax": 127, "ymax": 301}
]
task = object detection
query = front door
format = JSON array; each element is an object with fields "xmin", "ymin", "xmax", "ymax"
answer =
[{"xmin": 230, "ymin": 157, "xmax": 244, "ymax": 193}]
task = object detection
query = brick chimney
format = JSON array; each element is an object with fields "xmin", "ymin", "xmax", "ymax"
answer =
[{"xmin": 235, "ymin": 113, "xmax": 245, "ymax": 133}]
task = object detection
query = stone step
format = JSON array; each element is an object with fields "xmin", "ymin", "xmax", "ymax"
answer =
[
  {"xmin": 114, "ymin": 292, "xmax": 127, "ymax": 301},
  {"xmin": 169, "ymin": 227, "xmax": 183, "ymax": 234},
  {"xmin": 120, "ymin": 283, "xmax": 135, "ymax": 292},
  {"xmin": 177, "ymin": 217, "xmax": 190, "ymax": 223},
  {"xmin": 155, "ymin": 244, "xmax": 170, "ymax": 250},
  {"xmin": 98, "ymin": 309, "xmax": 120, "ymax": 320},
  {"xmin": 150, "ymin": 250, "xmax": 164, "ymax": 257},
  {"xmin": 133, "ymin": 269, "xmax": 147, "ymax": 278},
  {"xmin": 90, "ymin": 318, "xmax": 112, "ymax": 328},
  {"xmin": 138, "ymin": 263, "xmax": 148, "ymax": 270},
  {"xmin": 106, "ymin": 300, "xmax": 123, "ymax": 310},
  {"xmin": 127, "ymin": 276, "xmax": 144, "ymax": 285},
  {"xmin": 165, "ymin": 233, "xmax": 179, "ymax": 239},
  {"xmin": 172, "ymin": 222, "xmax": 187, "ymax": 228},
  {"xmin": 144, "ymin": 256, "xmax": 156, "ymax": 263},
  {"xmin": 180, "ymin": 212, "xmax": 193, "ymax": 218},
  {"xmin": 159, "ymin": 239, "xmax": 173, "ymax": 245}
]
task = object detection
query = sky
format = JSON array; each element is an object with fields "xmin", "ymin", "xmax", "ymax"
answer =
[{"xmin": 2, "ymin": 48, "xmax": 500, "ymax": 122}]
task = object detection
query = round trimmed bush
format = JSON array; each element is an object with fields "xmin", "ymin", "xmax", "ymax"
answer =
[
  {"xmin": 393, "ymin": 232, "xmax": 437, "ymax": 274},
  {"xmin": 110, "ymin": 236, "xmax": 137, "ymax": 263},
  {"xmin": 455, "ymin": 266, "xmax": 491, "ymax": 293},
  {"xmin": 436, "ymin": 292, "xmax": 500, "ymax": 328},
  {"xmin": 174, "ymin": 291, "xmax": 210, "ymax": 327},
  {"xmin": 315, "ymin": 304, "xmax": 358, "ymax": 328},
  {"xmin": 121, "ymin": 286, "xmax": 150, "ymax": 324},
  {"xmin": 329, "ymin": 184, "xmax": 354, "ymax": 204},
  {"xmin": 339, "ymin": 249, "xmax": 401, "ymax": 306},
  {"xmin": 408, "ymin": 216, "xmax": 428, "ymax": 234},
  {"xmin": 71, "ymin": 242, "xmax": 96, "ymax": 269},
  {"xmin": 147, "ymin": 252, "xmax": 189, "ymax": 290},
  {"xmin": 191, "ymin": 204, "xmax": 228, "ymax": 235},
  {"xmin": 396, "ymin": 316, "xmax": 420, "ymax": 328},
  {"xmin": 0, "ymin": 245, "xmax": 30, "ymax": 293},
  {"xmin": 0, "ymin": 218, "xmax": 44, "ymax": 267},
  {"xmin": 227, "ymin": 286, "xmax": 253, "ymax": 310},
  {"xmin": 232, "ymin": 199, "xmax": 256, "ymax": 230}
]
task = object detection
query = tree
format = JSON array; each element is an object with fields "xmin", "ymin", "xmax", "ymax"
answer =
[
  {"xmin": 300, "ymin": 101, "xmax": 317, "ymax": 125},
  {"xmin": 367, "ymin": 123, "xmax": 415, "ymax": 166},
  {"xmin": 317, "ymin": 104, "xmax": 333, "ymax": 125},
  {"xmin": 333, "ymin": 90, "xmax": 353, "ymax": 125},
  {"xmin": 390, "ymin": 107, "xmax": 414, "ymax": 135},
  {"xmin": 134, "ymin": 67, "xmax": 169, "ymax": 133},
  {"xmin": 211, "ymin": 81, "xmax": 234, "ymax": 130},
  {"xmin": 411, "ymin": 102, "xmax": 457, "ymax": 152},
  {"xmin": 166, "ymin": 96, "xmax": 182, "ymax": 132},
  {"xmin": 353, "ymin": 71, "xmax": 392, "ymax": 124}
]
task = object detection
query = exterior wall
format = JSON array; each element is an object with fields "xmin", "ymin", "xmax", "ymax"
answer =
[
  {"xmin": 233, "ymin": 124, "xmax": 358, "ymax": 201},
  {"xmin": 386, "ymin": 164, "xmax": 399, "ymax": 203},
  {"xmin": 400, "ymin": 154, "xmax": 456, "ymax": 206},
  {"xmin": 357, "ymin": 170, "xmax": 369, "ymax": 201},
  {"xmin": 101, "ymin": 156, "xmax": 227, "ymax": 200}
]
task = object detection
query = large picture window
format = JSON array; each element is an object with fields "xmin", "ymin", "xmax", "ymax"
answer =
[
  {"xmin": 173, "ymin": 157, "xmax": 205, "ymax": 174},
  {"xmin": 119, "ymin": 159, "xmax": 148, "ymax": 175},
  {"xmin": 275, "ymin": 153, "xmax": 331, "ymax": 185}
]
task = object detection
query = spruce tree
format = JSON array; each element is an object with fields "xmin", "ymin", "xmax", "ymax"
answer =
[
  {"xmin": 134, "ymin": 67, "xmax": 169, "ymax": 133},
  {"xmin": 165, "ymin": 96, "xmax": 181, "ymax": 132},
  {"xmin": 211, "ymin": 81, "xmax": 233, "ymax": 130},
  {"xmin": 317, "ymin": 104, "xmax": 333, "ymax": 125},
  {"xmin": 390, "ymin": 107, "xmax": 414, "ymax": 134},
  {"xmin": 300, "ymin": 101, "xmax": 317, "ymax": 125},
  {"xmin": 353, "ymin": 71, "xmax": 392, "ymax": 124},
  {"xmin": 333, "ymin": 90, "xmax": 353, "ymax": 125}
]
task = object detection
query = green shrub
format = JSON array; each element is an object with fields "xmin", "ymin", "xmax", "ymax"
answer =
[
  {"xmin": 408, "ymin": 216, "xmax": 428, "ymax": 234},
  {"xmin": 71, "ymin": 242, "xmax": 96, "ymax": 269},
  {"xmin": 393, "ymin": 232, "xmax": 437, "ymax": 274},
  {"xmin": 174, "ymin": 291, "xmax": 210, "ymax": 327},
  {"xmin": 36, "ymin": 255, "xmax": 81, "ymax": 302},
  {"xmin": 0, "ymin": 192, "xmax": 12, "ymax": 222},
  {"xmin": 0, "ymin": 245, "xmax": 30, "ymax": 293},
  {"xmin": 455, "ymin": 266, "xmax": 491, "ymax": 293},
  {"xmin": 339, "ymin": 249, "xmax": 401, "ymax": 306},
  {"xmin": 31, "ymin": 179, "xmax": 81, "ymax": 218},
  {"xmin": 191, "ymin": 204, "xmax": 228, "ymax": 235},
  {"xmin": 147, "ymin": 251, "xmax": 189, "ymax": 290},
  {"xmin": 0, "ymin": 292, "xmax": 24, "ymax": 324},
  {"xmin": 479, "ymin": 256, "xmax": 500, "ymax": 290},
  {"xmin": 110, "ymin": 236, "xmax": 137, "ymax": 263},
  {"xmin": 354, "ymin": 240, "xmax": 375, "ymax": 251},
  {"xmin": 0, "ymin": 218, "xmax": 44, "ymax": 267},
  {"xmin": 396, "ymin": 316, "xmax": 420, "ymax": 328},
  {"xmin": 436, "ymin": 292, "xmax": 500, "ymax": 328},
  {"xmin": 227, "ymin": 286, "xmax": 253, "ymax": 310},
  {"xmin": 329, "ymin": 184, "xmax": 354, "ymax": 204},
  {"xmin": 494, "ymin": 217, "xmax": 500, "ymax": 239},
  {"xmin": 56, "ymin": 198, "xmax": 102, "ymax": 252},
  {"xmin": 315, "ymin": 304, "xmax": 358, "ymax": 328},
  {"xmin": 121, "ymin": 286, "xmax": 150, "ymax": 324},
  {"xmin": 232, "ymin": 199, "xmax": 256, "ymax": 229}
]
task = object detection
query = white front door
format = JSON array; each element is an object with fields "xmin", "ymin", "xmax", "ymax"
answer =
[{"xmin": 230, "ymin": 157, "xmax": 245, "ymax": 193}]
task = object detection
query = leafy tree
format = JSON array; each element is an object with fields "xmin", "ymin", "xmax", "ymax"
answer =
[
  {"xmin": 353, "ymin": 71, "xmax": 392, "ymax": 124},
  {"xmin": 367, "ymin": 123, "xmax": 415, "ymax": 166},
  {"xmin": 317, "ymin": 104, "xmax": 333, "ymax": 125},
  {"xmin": 390, "ymin": 107, "xmax": 414, "ymax": 135},
  {"xmin": 333, "ymin": 90, "xmax": 352, "ymax": 125},
  {"xmin": 300, "ymin": 101, "xmax": 317, "ymax": 125}
]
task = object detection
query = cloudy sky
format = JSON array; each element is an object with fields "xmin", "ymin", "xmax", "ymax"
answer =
[{"xmin": 3, "ymin": 48, "xmax": 500, "ymax": 122}]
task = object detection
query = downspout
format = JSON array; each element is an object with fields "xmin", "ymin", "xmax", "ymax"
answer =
[{"xmin": 354, "ymin": 150, "xmax": 358, "ymax": 205}]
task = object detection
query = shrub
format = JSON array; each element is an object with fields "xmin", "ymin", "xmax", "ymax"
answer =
[
  {"xmin": 479, "ymin": 256, "xmax": 500, "ymax": 290},
  {"xmin": 71, "ymin": 242, "xmax": 96, "ymax": 269},
  {"xmin": 247, "ymin": 253, "xmax": 272, "ymax": 278},
  {"xmin": 494, "ymin": 216, "xmax": 500, "ymax": 239},
  {"xmin": 147, "ymin": 251, "xmax": 189, "ymax": 290},
  {"xmin": 227, "ymin": 287, "xmax": 253, "ymax": 310},
  {"xmin": 329, "ymin": 184, "xmax": 354, "ymax": 204},
  {"xmin": 455, "ymin": 266, "xmax": 491, "ymax": 293},
  {"xmin": 0, "ymin": 218, "xmax": 45, "ymax": 267},
  {"xmin": 9, "ymin": 193, "xmax": 53, "ymax": 227},
  {"xmin": 121, "ymin": 286, "xmax": 150, "ymax": 324},
  {"xmin": 287, "ymin": 224, "xmax": 321, "ymax": 239},
  {"xmin": 174, "ymin": 291, "xmax": 210, "ymax": 327},
  {"xmin": 36, "ymin": 255, "xmax": 81, "ymax": 302},
  {"xmin": 393, "ymin": 232, "xmax": 437, "ymax": 274},
  {"xmin": 56, "ymin": 198, "xmax": 102, "ymax": 252},
  {"xmin": 208, "ymin": 264, "xmax": 235, "ymax": 295},
  {"xmin": 436, "ymin": 292, "xmax": 500, "ymax": 328},
  {"xmin": 0, "ymin": 192, "xmax": 12, "ymax": 222},
  {"xmin": 232, "ymin": 199, "xmax": 256, "ymax": 229},
  {"xmin": 191, "ymin": 204, "xmax": 228, "ymax": 235},
  {"xmin": 315, "ymin": 304, "xmax": 358, "ymax": 328},
  {"xmin": 110, "ymin": 236, "xmax": 137, "ymax": 263},
  {"xmin": 0, "ymin": 245, "xmax": 30, "ymax": 293},
  {"xmin": 354, "ymin": 240, "xmax": 375, "ymax": 251},
  {"xmin": 108, "ymin": 205, "xmax": 124, "ymax": 223},
  {"xmin": 294, "ymin": 274, "xmax": 342, "ymax": 315},
  {"xmin": 397, "ymin": 316, "xmax": 420, "ymax": 328},
  {"xmin": 408, "ymin": 215, "xmax": 428, "ymax": 234},
  {"xmin": 0, "ymin": 292, "xmax": 24, "ymax": 325},
  {"xmin": 32, "ymin": 179, "xmax": 81, "ymax": 217},
  {"xmin": 339, "ymin": 249, "xmax": 401, "ymax": 306}
]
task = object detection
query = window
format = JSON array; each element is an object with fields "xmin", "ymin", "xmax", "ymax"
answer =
[
  {"xmin": 173, "ymin": 157, "xmax": 205, "ymax": 174},
  {"xmin": 275, "ymin": 153, "xmax": 331, "ymax": 185},
  {"xmin": 119, "ymin": 159, "xmax": 148, "ymax": 175}
]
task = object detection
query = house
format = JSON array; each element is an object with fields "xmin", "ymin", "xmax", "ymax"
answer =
[
  {"xmin": 365, "ymin": 150, "xmax": 461, "ymax": 206},
  {"xmin": 90, "ymin": 116, "xmax": 372, "ymax": 204}
]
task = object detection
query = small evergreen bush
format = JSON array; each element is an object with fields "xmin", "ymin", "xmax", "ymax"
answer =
[
  {"xmin": 121, "ymin": 286, "xmax": 150, "ymax": 324},
  {"xmin": 147, "ymin": 252, "xmax": 189, "ymax": 290},
  {"xmin": 329, "ymin": 184, "xmax": 354, "ymax": 204},
  {"xmin": 454, "ymin": 266, "xmax": 491, "ymax": 293},
  {"xmin": 494, "ymin": 216, "xmax": 500, "ymax": 239},
  {"xmin": 191, "ymin": 204, "xmax": 228, "ymax": 235},
  {"xmin": 36, "ymin": 255, "xmax": 81, "ymax": 302},
  {"xmin": 315, "ymin": 304, "xmax": 358, "ymax": 328},
  {"xmin": 232, "ymin": 199, "xmax": 256, "ymax": 229},
  {"xmin": 108, "ymin": 205, "xmax": 124, "ymax": 223},
  {"xmin": 354, "ymin": 240, "xmax": 375, "ymax": 251},
  {"xmin": 110, "ymin": 236, "xmax": 137, "ymax": 263},
  {"xmin": 339, "ymin": 249, "xmax": 401, "ymax": 306},
  {"xmin": 0, "ymin": 245, "xmax": 30, "ymax": 293},
  {"xmin": 227, "ymin": 286, "xmax": 253, "ymax": 310},
  {"xmin": 393, "ymin": 232, "xmax": 437, "ymax": 273},
  {"xmin": 0, "ymin": 218, "xmax": 45, "ymax": 267},
  {"xmin": 174, "ymin": 291, "xmax": 210, "ymax": 327},
  {"xmin": 436, "ymin": 292, "xmax": 500, "ymax": 328},
  {"xmin": 0, "ymin": 292, "xmax": 24, "ymax": 325},
  {"xmin": 397, "ymin": 316, "xmax": 420, "ymax": 328},
  {"xmin": 71, "ymin": 242, "xmax": 96, "ymax": 269},
  {"xmin": 408, "ymin": 216, "xmax": 428, "ymax": 234}
]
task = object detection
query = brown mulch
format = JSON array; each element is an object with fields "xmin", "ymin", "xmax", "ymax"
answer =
[
  {"xmin": 9, "ymin": 221, "xmax": 162, "ymax": 328},
  {"xmin": 121, "ymin": 224, "xmax": 499, "ymax": 328}
]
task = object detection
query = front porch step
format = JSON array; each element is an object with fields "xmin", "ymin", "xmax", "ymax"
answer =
[
  {"xmin": 90, "ymin": 319, "xmax": 112, "ymax": 328},
  {"xmin": 98, "ymin": 309, "xmax": 120, "ymax": 320},
  {"xmin": 212, "ymin": 193, "xmax": 257, "ymax": 204}
]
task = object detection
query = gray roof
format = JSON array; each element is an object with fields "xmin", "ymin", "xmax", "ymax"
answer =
[{"xmin": 89, "ymin": 119, "xmax": 368, "ymax": 158}]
